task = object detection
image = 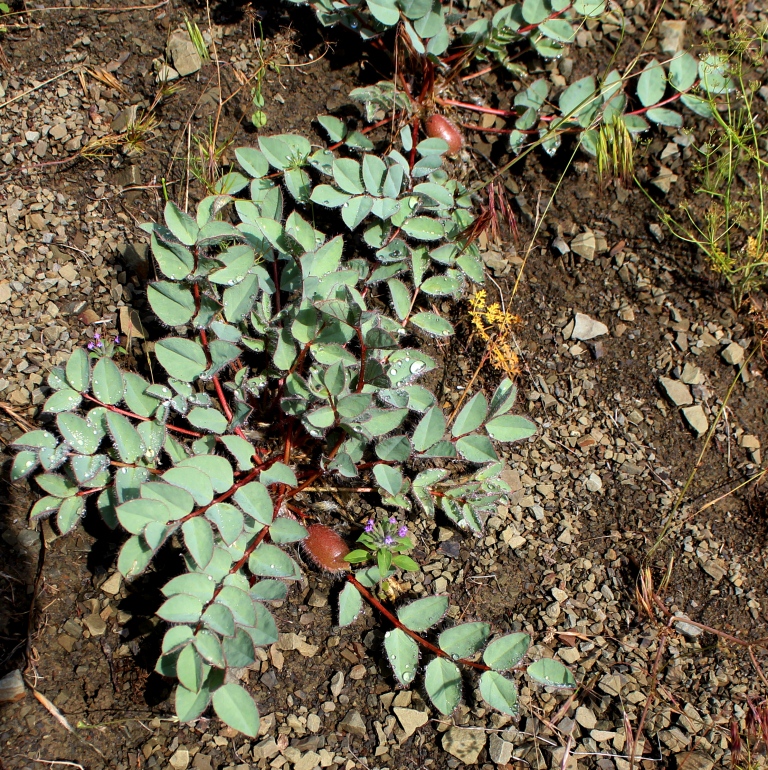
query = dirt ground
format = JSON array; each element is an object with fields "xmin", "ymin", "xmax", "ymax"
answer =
[{"xmin": 1, "ymin": 1, "xmax": 768, "ymax": 769}]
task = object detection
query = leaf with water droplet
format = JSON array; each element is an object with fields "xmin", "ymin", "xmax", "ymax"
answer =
[
  {"xmin": 527, "ymin": 658, "xmax": 576, "ymax": 688},
  {"xmin": 384, "ymin": 628, "xmax": 419, "ymax": 687}
]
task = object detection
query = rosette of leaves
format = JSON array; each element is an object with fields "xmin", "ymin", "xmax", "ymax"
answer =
[
  {"xmin": 284, "ymin": 0, "xmax": 453, "ymax": 55},
  {"xmin": 10, "ymin": 130, "xmax": 536, "ymax": 735},
  {"xmin": 337, "ymin": 591, "xmax": 575, "ymax": 715}
]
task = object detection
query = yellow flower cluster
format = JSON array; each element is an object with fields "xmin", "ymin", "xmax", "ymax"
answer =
[{"xmin": 468, "ymin": 290, "xmax": 521, "ymax": 377}]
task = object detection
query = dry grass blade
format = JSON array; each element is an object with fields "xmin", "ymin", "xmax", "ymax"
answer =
[
  {"xmin": 0, "ymin": 402, "xmax": 36, "ymax": 432},
  {"xmin": 86, "ymin": 67, "xmax": 128, "ymax": 96},
  {"xmin": 32, "ymin": 689, "xmax": 74, "ymax": 733},
  {"xmin": 29, "ymin": 761, "xmax": 85, "ymax": 770}
]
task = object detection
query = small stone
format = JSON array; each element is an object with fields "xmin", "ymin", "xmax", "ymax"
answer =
[
  {"xmin": 682, "ymin": 405, "xmax": 708, "ymax": 436},
  {"xmin": 651, "ymin": 166, "xmax": 678, "ymax": 194},
  {"xmin": 111, "ymin": 105, "xmax": 138, "ymax": 133},
  {"xmin": 192, "ymin": 755, "xmax": 213, "ymax": 770},
  {"xmin": 659, "ymin": 376, "xmax": 693, "ymax": 407},
  {"xmin": 34, "ymin": 140, "xmax": 49, "ymax": 157},
  {"xmin": 0, "ymin": 282, "xmax": 10, "ymax": 303},
  {"xmin": 349, "ymin": 664, "xmax": 366, "ymax": 680},
  {"xmin": 564, "ymin": 312, "xmax": 608, "ymax": 341},
  {"xmin": 700, "ymin": 557, "xmax": 727, "ymax": 583},
  {"xmin": 649, "ymin": 223, "xmax": 664, "ymax": 242},
  {"xmin": 156, "ymin": 63, "xmax": 179, "ymax": 83},
  {"xmin": 585, "ymin": 473, "xmax": 603, "ymax": 492},
  {"xmin": 101, "ymin": 572, "xmax": 122, "ymax": 595},
  {"xmin": 252, "ymin": 738, "xmax": 279, "ymax": 760},
  {"xmin": 339, "ymin": 709, "xmax": 367, "ymax": 737},
  {"xmin": 169, "ymin": 748, "xmax": 190, "ymax": 770},
  {"xmin": 674, "ymin": 620, "xmax": 703, "ymax": 638},
  {"xmin": 488, "ymin": 734, "xmax": 513, "ymax": 765},
  {"xmin": 0, "ymin": 670, "xmax": 26, "ymax": 703},
  {"xmin": 294, "ymin": 751, "xmax": 321, "ymax": 770},
  {"xmin": 721, "ymin": 341, "xmax": 744, "ymax": 365},
  {"xmin": 58, "ymin": 634, "xmax": 76, "ymax": 652},
  {"xmin": 660, "ymin": 19, "xmax": 686, "ymax": 54},
  {"xmin": 571, "ymin": 230, "xmax": 596, "ymax": 261},
  {"xmin": 558, "ymin": 647, "xmax": 580, "ymax": 664},
  {"xmin": 59, "ymin": 263, "xmax": 78, "ymax": 282},
  {"xmin": 680, "ymin": 362, "xmax": 702, "ymax": 385},
  {"xmin": 49, "ymin": 123, "xmax": 68, "ymax": 141},
  {"xmin": 84, "ymin": 613, "xmax": 107, "ymax": 637},
  {"xmin": 394, "ymin": 707, "xmax": 429, "ymax": 739},
  {"xmin": 674, "ymin": 751, "xmax": 714, "ymax": 770},
  {"xmin": 442, "ymin": 727, "xmax": 486, "ymax": 765},
  {"xmin": 330, "ymin": 671, "xmax": 344, "ymax": 697},
  {"xmin": 167, "ymin": 30, "xmax": 202, "ymax": 77},
  {"xmin": 575, "ymin": 706, "xmax": 597, "ymax": 730}
]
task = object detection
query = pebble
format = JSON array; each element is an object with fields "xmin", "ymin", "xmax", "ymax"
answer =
[
  {"xmin": 585, "ymin": 472, "xmax": 603, "ymax": 492},
  {"xmin": 682, "ymin": 405, "xmax": 708, "ymax": 436},
  {"xmin": 167, "ymin": 30, "xmax": 203, "ymax": 77},
  {"xmin": 488, "ymin": 734, "xmax": 514, "ymax": 765},
  {"xmin": 0, "ymin": 670, "xmax": 25, "ymax": 703},
  {"xmin": 721, "ymin": 341, "xmax": 744, "ymax": 365},
  {"xmin": 0, "ymin": 282, "xmax": 10, "ymax": 303},
  {"xmin": 659, "ymin": 376, "xmax": 693, "ymax": 406},
  {"xmin": 394, "ymin": 707, "xmax": 429, "ymax": 739},
  {"xmin": 100, "ymin": 572, "xmax": 122, "ymax": 595},
  {"xmin": 84, "ymin": 613, "xmax": 107, "ymax": 637},
  {"xmin": 338, "ymin": 709, "xmax": 366, "ymax": 737},
  {"xmin": 169, "ymin": 748, "xmax": 190, "ymax": 770},
  {"xmin": 570, "ymin": 230, "xmax": 596, "ymax": 261},
  {"xmin": 442, "ymin": 727, "xmax": 486, "ymax": 764},
  {"xmin": 674, "ymin": 750, "xmax": 714, "ymax": 770},
  {"xmin": 575, "ymin": 706, "xmax": 597, "ymax": 730},
  {"xmin": 565, "ymin": 312, "xmax": 608, "ymax": 341},
  {"xmin": 660, "ymin": 19, "xmax": 686, "ymax": 53}
]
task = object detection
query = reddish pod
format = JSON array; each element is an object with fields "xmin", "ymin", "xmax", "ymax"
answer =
[
  {"xmin": 302, "ymin": 524, "xmax": 350, "ymax": 575},
  {"xmin": 424, "ymin": 114, "xmax": 463, "ymax": 155}
]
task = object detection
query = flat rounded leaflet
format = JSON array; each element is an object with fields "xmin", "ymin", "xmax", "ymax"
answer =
[
  {"xmin": 397, "ymin": 595, "xmax": 448, "ymax": 632},
  {"xmin": 384, "ymin": 628, "xmax": 419, "ymax": 686},
  {"xmin": 424, "ymin": 657, "xmax": 461, "ymax": 714}
]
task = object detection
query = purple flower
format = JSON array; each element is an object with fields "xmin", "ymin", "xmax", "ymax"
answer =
[
  {"xmin": 94, "ymin": 332, "xmax": 101, "ymax": 340},
  {"xmin": 365, "ymin": 519, "xmax": 375, "ymax": 533},
  {"xmin": 114, "ymin": 336, "xmax": 120, "ymax": 344},
  {"xmin": 384, "ymin": 535, "xmax": 394, "ymax": 545},
  {"xmin": 389, "ymin": 516, "xmax": 397, "ymax": 525},
  {"xmin": 87, "ymin": 341, "xmax": 95, "ymax": 350},
  {"xmin": 398, "ymin": 526, "xmax": 408, "ymax": 538}
]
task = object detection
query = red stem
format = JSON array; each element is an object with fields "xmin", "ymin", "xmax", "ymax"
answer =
[
  {"xmin": 347, "ymin": 574, "xmax": 490, "ymax": 671},
  {"xmin": 82, "ymin": 394, "xmax": 203, "ymax": 438}
]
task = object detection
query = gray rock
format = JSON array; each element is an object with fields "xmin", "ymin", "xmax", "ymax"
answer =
[
  {"xmin": 570, "ymin": 230, "xmax": 596, "ymax": 261},
  {"xmin": 442, "ymin": 727, "xmax": 486, "ymax": 765},
  {"xmin": 674, "ymin": 619, "xmax": 703, "ymax": 638},
  {"xmin": 488, "ymin": 734, "xmax": 514, "ymax": 765},
  {"xmin": 586, "ymin": 473, "xmax": 603, "ymax": 492},
  {"xmin": 169, "ymin": 749, "xmax": 190, "ymax": 770},
  {"xmin": 564, "ymin": 312, "xmax": 608, "ymax": 341},
  {"xmin": 0, "ymin": 670, "xmax": 25, "ymax": 703},
  {"xmin": 659, "ymin": 376, "xmax": 693, "ymax": 406},
  {"xmin": 674, "ymin": 750, "xmax": 714, "ymax": 770},
  {"xmin": 660, "ymin": 20, "xmax": 686, "ymax": 54},
  {"xmin": 156, "ymin": 63, "xmax": 179, "ymax": 83},
  {"xmin": 167, "ymin": 31, "xmax": 202, "ymax": 77},
  {"xmin": 721, "ymin": 341, "xmax": 744, "ymax": 365},
  {"xmin": 111, "ymin": 105, "xmax": 138, "ymax": 133},
  {"xmin": 575, "ymin": 706, "xmax": 597, "ymax": 730},
  {"xmin": 680, "ymin": 362, "xmax": 702, "ymax": 385},
  {"xmin": 339, "ymin": 709, "xmax": 367, "ymax": 737},
  {"xmin": 682, "ymin": 405, "xmax": 708, "ymax": 436},
  {"xmin": 84, "ymin": 613, "xmax": 107, "ymax": 637},
  {"xmin": 394, "ymin": 707, "xmax": 428, "ymax": 739},
  {"xmin": 49, "ymin": 123, "xmax": 68, "ymax": 141}
]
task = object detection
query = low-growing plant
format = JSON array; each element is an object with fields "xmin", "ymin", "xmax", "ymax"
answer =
[
  {"xmin": 288, "ymin": 0, "xmax": 731, "ymax": 167},
  {"xmin": 11, "ymin": 129, "xmax": 575, "ymax": 736},
  {"xmin": 640, "ymin": 28, "xmax": 768, "ymax": 308}
]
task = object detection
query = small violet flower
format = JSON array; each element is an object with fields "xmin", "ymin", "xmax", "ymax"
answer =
[
  {"xmin": 87, "ymin": 341, "xmax": 95, "ymax": 350},
  {"xmin": 398, "ymin": 526, "xmax": 408, "ymax": 538},
  {"xmin": 365, "ymin": 519, "xmax": 375, "ymax": 533},
  {"xmin": 384, "ymin": 535, "xmax": 394, "ymax": 545},
  {"xmin": 389, "ymin": 516, "xmax": 397, "ymax": 524}
]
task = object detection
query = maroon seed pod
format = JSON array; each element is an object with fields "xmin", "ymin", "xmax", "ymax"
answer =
[
  {"xmin": 424, "ymin": 114, "xmax": 463, "ymax": 155},
  {"xmin": 303, "ymin": 524, "xmax": 350, "ymax": 575}
]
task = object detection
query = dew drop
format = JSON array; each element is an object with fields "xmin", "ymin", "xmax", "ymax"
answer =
[
  {"xmin": 410, "ymin": 360, "xmax": 425, "ymax": 374},
  {"xmin": 269, "ymin": 563, "xmax": 275, "ymax": 569},
  {"xmin": 452, "ymin": 653, "xmax": 459, "ymax": 660},
  {"xmin": 389, "ymin": 368, "xmax": 397, "ymax": 376},
  {"xmin": 384, "ymin": 631, "xmax": 390, "ymax": 638}
]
